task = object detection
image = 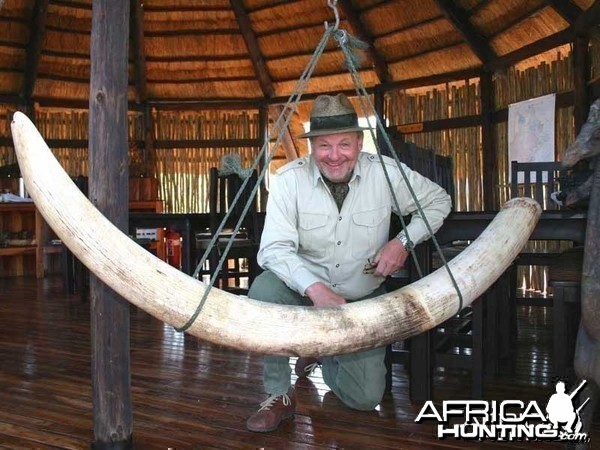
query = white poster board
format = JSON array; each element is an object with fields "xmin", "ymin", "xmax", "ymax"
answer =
[{"xmin": 508, "ymin": 93, "xmax": 556, "ymax": 182}]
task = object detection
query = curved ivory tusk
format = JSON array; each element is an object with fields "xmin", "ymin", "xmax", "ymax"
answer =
[{"xmin": 10, "ymin": 111, "xmax": 541, "ymax": 356}]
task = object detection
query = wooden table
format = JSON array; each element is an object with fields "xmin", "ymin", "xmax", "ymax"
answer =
[
  {"xmin": 408, "ymin": 210, "xmax": 587, "ymax": 402},
  {"xmin": 129, "ymin": 213, "xmax": 210, "ymax": 276}
]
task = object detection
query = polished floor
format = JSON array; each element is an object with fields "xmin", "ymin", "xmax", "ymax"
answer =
[{"xmin": 0, "ymin": 275, "xmax": 598, "ymax": 449}]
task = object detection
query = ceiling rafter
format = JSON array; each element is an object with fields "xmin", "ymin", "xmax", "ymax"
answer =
[
  {"xmin": 434, "ymin": 0, "xmax": 497, "ymax": 66},
  {"xmin": 22, "ymin": 0, "xmax": 49, "ymax": 101},
  {"xmin": 337, "ymin": 0, "xmax": 390, "ymax": 83},
  {"xmin": 546, "ymin": 0, "xmax": 583, "ymax": 24},
  {"xmin": 230, "ymin": 0, "xmax": 275, "ymax": 99},
  {"xmin": 130, "ymin": 0, "xmax": 148, "ymax": 102}
]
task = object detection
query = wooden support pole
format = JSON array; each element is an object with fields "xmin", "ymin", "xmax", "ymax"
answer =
[
  {"xmin": 573, "ymin": 35, "xmax": 590, "ymax": 134},
  {"xmin": 480, "ymin": 70, "xmax": 496, "ymax": 210},
  {"xmin": 89, "ymin": 0, "xmax": 133, "ymax": 448}
]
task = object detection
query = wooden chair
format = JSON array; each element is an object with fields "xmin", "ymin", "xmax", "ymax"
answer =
[
  {"xmin": 196, "ymin": 168, "xmax": 261, "ymax": 295},
  {"xmin": 386, "ymin": 143, "xmax": 502, "ymax": 398},
  {"xmin": 509, "ymin": 161, "xmax": 567, "ymax": 302},
  {"xmin": 510, "ymin": 161, "xmax": 566, "ymax": 210},
  {"xmin": 508, "ymin": 161, "xmax": 570, "ymax": 365}
]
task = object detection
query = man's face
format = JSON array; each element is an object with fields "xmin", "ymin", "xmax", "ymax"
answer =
[{"xmin": 311, "ymin": 131, "xmax": 363, "ymax": 183}]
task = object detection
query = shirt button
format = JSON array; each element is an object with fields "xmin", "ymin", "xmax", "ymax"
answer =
[
  {"xmin": 337, "ymin": 241, "xmax": 341, "ymax": 245},
  {"xmin": 338, "ymin": 216, "xmax": 342, "ymax": 221},
  {"xmin": 335, "ymin": 264, "xmax": 340, "ymax": 268}
]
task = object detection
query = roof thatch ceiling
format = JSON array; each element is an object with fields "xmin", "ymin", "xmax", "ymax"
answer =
[{"xmin": 0, "ymin": 0, "xmax": 598, "ymax": 107}]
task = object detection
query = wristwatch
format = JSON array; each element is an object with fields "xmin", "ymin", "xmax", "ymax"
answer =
[{"xmin": 396, "ymin": 231, "xmax": 414, "ymax": 252}]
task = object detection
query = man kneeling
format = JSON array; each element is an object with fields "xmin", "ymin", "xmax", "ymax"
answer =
[{"xmin": 246, "ymin": 93, "xmax": 451, "ymax": 432}]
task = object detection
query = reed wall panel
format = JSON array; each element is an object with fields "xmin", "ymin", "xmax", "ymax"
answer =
[{"xmin": 154, "ymin": 109, "xmax": 260, "ymax": 213}]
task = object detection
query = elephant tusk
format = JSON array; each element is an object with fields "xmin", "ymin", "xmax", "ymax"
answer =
[{"xmin": 10, "ymin": 111, "xmax": 541, "ymax": 356}]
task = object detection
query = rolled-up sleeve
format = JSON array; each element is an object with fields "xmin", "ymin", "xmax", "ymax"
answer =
[{"xmin": 257, "ymin": 174, "xmax": 321, "ymax": 295}]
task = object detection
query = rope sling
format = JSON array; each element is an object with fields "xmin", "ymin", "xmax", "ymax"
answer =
[{"xmin": 176, "ymin": 0, "xmax": 463, "ymax": 333}]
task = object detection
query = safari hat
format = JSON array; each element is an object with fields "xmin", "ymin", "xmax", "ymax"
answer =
[{"xmin": 298, "ymin": 93, "xmax": 369, "ymax": 138}]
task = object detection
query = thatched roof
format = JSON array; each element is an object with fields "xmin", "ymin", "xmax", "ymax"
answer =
[{"xmin": 0, "ymin": 0, "xmax": 598, "ymax": 106}]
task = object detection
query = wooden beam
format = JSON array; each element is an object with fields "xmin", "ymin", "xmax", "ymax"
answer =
[
  {"xmin": 434, "ymin": 0, "xmax": 497, "ymax": 66},
  {"xmin": 147, "ymin": 75, "xmax": 258, "ymax": 84},
  {"xmin": 270, "ymin": 105, "xmax": 299, "ymax": 162},
  {"xmin": 389, "ymin": 114, "xmax": 482, "ymax": 134},
  {"xmin": 546, "ymin": 0, "xmax": 583, "ymax": 24},
  {"xmin": 337, "ymin": 0, "xmax": 390, "ymax": 83},
  {"xmin": 154, "ymin": 138, "xmax": 261, "ymax": 149},
  {"xmin": 146, "ymin": 53, "xmax": 249, "ymax": 63},
  {"xmin": 573, "ymin": 35, "xmax": 590, "ymax": 132},
  {"xmin": 88, "ymin": 0, "xmax": 133, "ymax": 447},
  {"xmin": 493, "ymin": 29, "xmax": 573, "ymax": 69},
  {"xmin": 22, "ymin": 0, "xmax": 49, "ymax": 101},
  {"xmin": 230, "ymin": 0, "xmax": 275, "ymax": 98},
  {"xmin": 480, "ymin": 70, "xmax": 496, "ymax": 210},
  {"xmin": 130, "ymin": 0, "xmax": 147, "ymax": 103},
  {"xmin": 149, "ymin": 99, "xmax": 262, "ymax": 110},
  {"xmin": 379, "ymin": 68, "xmax": 480, "ymax": 92},
  {"xmin": 145, "ymin": 28, "xmax": 240, "ymax": 37}
]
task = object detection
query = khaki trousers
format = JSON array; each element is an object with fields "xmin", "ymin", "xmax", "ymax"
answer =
[{"xmin": 248, "ymin": 270, "xmax": 387, "ymax": 411}]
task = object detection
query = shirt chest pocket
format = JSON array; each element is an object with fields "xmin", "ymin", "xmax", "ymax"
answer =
[
  {"xmin": 298, "ymin": 212, "xmax": 329, "ymax": 257},
  {"xmin": 351, "ymin": 206, "xmax": 390, "ymax": 259}
]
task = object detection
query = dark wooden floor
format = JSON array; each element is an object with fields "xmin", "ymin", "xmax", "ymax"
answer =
[{"xmin": 0, "ymin": 276, "xmax": 598, "ymax": 449}]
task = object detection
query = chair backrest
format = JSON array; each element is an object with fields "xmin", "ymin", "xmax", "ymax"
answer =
[
  {"xmin": 208, "ymin": 167, "xmax": 259, "ymax": 241},
  {"xmin": 395, "ymin": 141, "xmax": 455, "ymax": 208},
  {"xmin": 510, "ymin": 161, "xmax": 565, "ymax": 210}
]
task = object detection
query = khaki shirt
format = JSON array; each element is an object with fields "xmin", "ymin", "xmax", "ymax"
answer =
[{"xmin": 258, "ymin": 152, "xmax": 452, "ymax": 300}]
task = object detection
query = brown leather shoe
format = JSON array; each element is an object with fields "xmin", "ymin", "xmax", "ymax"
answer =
[
  {"xmin": 246, "ymin": 390, "xmax": 295, "ymax": 432},
  {"xmin": 294, "ymin": 357, "xmax": 320, "ymax": 378}
]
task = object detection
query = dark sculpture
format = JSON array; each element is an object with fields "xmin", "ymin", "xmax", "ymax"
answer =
[{"xmin": 561, "ymin": 98, "xmax": 600, "ymax": 449}]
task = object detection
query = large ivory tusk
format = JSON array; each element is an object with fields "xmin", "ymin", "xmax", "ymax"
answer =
[{"xmin": 11, "ymin": 111, "xmax": 541, "ymax": 356}]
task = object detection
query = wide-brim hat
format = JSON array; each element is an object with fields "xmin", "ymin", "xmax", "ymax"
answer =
[{"xmin": 298, "ymin": 93, "xmax": 370, "ymax": 138}]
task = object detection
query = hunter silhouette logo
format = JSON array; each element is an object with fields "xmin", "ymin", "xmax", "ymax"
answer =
[
  {"xmin": 415, "ymin": 380, "xmax": 590, "ymax": 442},
  {"xmin": 546, "ymin": 380, "xmax": 589, "ymax": 436}
]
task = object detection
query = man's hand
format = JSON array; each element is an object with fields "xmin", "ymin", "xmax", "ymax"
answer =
[
  {"xmin": 305, "ymin": 282, "xmax": 346, "ymax": 307},
  {"xmin": 372, "ymin": 238, "xmax": 409, "ymax": 277}
]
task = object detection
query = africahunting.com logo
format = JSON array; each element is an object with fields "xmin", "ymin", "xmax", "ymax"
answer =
[{"xmin": 415, "ymin": 380, "xmax": 590, "ymax": 443}]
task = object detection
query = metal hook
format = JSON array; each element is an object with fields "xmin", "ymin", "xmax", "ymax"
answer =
[{"xmin": 325, "ymin": 0, "xmax": 340, "ymax": 31}]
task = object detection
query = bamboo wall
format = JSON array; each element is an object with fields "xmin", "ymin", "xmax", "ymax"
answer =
[
  {"xmin": 153, "ymin": 109, "xmax": 260, "ymax": 213},
  {"xmin": 384, "ymin": 48, "xmax": 581, "ymax": 296},
  {"xmin": 384, "ymin": 79, "xmax": 482, "ymax": 212},
  {"xmin": 385, "ymin": 48, "xmax": 577, "ymax": 213}
]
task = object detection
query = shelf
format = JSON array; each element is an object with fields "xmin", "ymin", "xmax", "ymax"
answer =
[{"xmin": 0, "ymin": 246, "xmax": 36, "ymax": 256}]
